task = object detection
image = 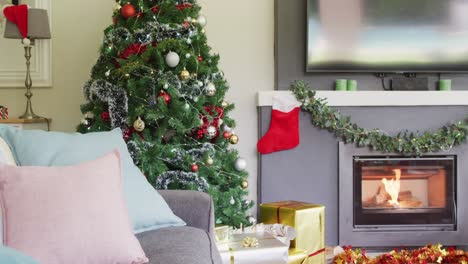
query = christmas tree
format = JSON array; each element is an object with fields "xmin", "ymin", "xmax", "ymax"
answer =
[{"xmin": 77, "ymin": 0, "xmax": 253, "ymax": 226}]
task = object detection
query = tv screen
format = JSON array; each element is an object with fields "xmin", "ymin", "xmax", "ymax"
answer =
[{"xmin": 307, "ymin": 0, "xmax": 468, "ymax": 72}]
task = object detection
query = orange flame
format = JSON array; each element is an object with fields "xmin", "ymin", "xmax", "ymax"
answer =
[{"xmin": 382, "ymin": 169, "xmax": 401, "ymax": 207}]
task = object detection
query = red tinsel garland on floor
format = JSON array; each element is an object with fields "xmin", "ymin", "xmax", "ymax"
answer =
[{"xmin": 333, "ymin": 245, "xmax": 468, "ymax": 264}]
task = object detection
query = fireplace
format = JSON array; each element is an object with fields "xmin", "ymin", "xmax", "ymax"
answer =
[
  {"xmin": 354, "ymin": 156, "xmax": 456, "ymax": 230},
  {"xmin": 339, "ymin": 142, "xmax": 468, "ymax": 248}
]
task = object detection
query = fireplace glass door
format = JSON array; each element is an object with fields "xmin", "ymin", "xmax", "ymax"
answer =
[{"xmin": 353, "ymin": 156, "xmax": 456, "ymax": 231}]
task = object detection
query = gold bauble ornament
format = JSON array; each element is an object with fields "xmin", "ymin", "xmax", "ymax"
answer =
[
  {"xmin": 229, "ymin": 134, "xmax": 239, "ymax": 144},
  {"xmin": 241, "ymin": 181, "xmax": 249, "ymax": 189},
  {"xmin": 221, "ymin": 101, "xmax": 229, "ymax": 108},
  {"xmin": 133, "ymin": 117, "xmax": 145, "ymax": 132},
  {"xmin": 179, "ymin": 68, "xmax": 190, "ymax": 81},
  {"xmin": 206, "ymin": 157, "xmax": 214, "ymax": 166},
  {"xmin": 124, "ymin": 73, "xmax": 130, "ymax": 79}
]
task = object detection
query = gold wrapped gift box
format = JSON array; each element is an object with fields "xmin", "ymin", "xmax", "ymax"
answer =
[{"xmin": 260, "ymin": 201, "xmax": 325, "ymax": 264}]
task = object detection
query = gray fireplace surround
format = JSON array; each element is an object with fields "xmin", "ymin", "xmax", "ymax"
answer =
[{"xmin": 258, "ymin": 105, "xmax": 468, "ymax": 246}]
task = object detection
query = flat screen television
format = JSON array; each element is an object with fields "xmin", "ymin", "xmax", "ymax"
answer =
[{"xmin": 307, "ymin": 0, "xmax": 468, "ymax": 72}]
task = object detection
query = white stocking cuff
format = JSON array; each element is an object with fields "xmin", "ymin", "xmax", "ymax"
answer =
[{"xmin": 272, "ymin": 94, "xmax": 301, "ymax": 112}]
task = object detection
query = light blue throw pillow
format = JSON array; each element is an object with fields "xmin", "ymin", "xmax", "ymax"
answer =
[
  {"xmin": 0, "ymin": 246, "xmax": 41, "ymax": 264},
  {"xmin": 0, "ymin": 125, "xmax": 185, "ymax": 234}
]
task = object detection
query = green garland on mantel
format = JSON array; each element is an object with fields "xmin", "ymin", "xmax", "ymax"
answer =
[{"xmin": 290, "ymin": 80, "xmax": 468, "ymax": 156}]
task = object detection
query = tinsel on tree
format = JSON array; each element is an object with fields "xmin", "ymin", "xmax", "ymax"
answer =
[{"xmin": 77, "ymin": 0, "xmax": 253, "ymax": 226}]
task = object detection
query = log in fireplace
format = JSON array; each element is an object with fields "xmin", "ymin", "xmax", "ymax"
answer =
[{"xmin": 339, "ymin": 142, "xmax": 468, "ymax": 248}]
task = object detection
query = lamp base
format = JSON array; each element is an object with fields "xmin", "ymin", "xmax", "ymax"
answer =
[{"xmin": 19, "ymin": 100, "xmax": 42, "ymax": 120}]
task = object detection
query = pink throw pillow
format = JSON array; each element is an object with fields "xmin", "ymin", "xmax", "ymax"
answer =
[{"xmin": 0, "ymin": 150, "xmax": 148, "ymax": 264}]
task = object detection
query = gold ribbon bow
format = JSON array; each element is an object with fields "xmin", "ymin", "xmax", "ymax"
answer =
[{"xmin": 241, "ymin": 236, "xmax": 259, "ymax": 248}]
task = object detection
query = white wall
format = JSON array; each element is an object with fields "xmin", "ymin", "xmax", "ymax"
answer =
[
  {"xmin": 199, "ymin": 0, "xmax": 274, "ymax": 210},
  {"xmin": 0, "ymin": 0, "xmax": 275, "ymax": 209}
]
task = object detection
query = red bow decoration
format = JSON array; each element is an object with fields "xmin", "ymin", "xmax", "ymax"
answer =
[
  {"xmin": 176, "ymin": 3, "xmax": 193, "ymax": 10},
  {"xmin": 3, "ymin": 4, "xmax": 29, "ymax": 39},
  {"xmin": 119, "ymin": 43, "xmax": 147, "ymax": 60}
]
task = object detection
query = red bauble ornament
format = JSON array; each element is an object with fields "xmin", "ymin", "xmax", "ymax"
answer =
[
  {"xmin": 101, "ymin": 111, "xmax": 110, "ymax": 122},
  {"xmin": 183, "ymin": 21, "xmax": 190, "ymax": 28},
  {"xmin": 191, "ymin": 164, "xmax": 199, "ymax": 172},
  {"xmin": 158, "ymin": 91, "xmax": 171, "ymax": 105},
  {"xmin": 121, "ymin": 3, "xmax": 136, "ymax": 19},
  {"xmin": 223, "ymin": 131, "xmax": 231, "ymax": 139},
  {"xmin": 197, "ymin": 55, "xmax": 203, "ymax": 62},
  {"xmin": 151, "ymin": 5, "xmax": 159, "ymax": 13}
]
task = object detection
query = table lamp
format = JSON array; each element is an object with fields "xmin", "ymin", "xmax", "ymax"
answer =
[{"xmin": 3, "ymin": 6, "xmax": 51, "ymax": 119}]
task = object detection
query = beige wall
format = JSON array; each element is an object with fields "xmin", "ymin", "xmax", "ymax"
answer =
[
  {"xmin": 0, "ymin": 0, "xmax": 274, "ymax": 207},
  {"xmin": 199, "ymin": 0, "xmax": 275, "ymax": 209}
]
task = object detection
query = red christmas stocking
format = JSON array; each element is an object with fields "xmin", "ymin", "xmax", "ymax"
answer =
[{"xmin": 257, "ymin": 94, "xmax": 301, "ymax": 154}]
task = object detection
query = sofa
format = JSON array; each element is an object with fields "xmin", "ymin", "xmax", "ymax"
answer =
[{"xmin": 139, "ymin": 190, "xmax": 222, "ymax": 264}]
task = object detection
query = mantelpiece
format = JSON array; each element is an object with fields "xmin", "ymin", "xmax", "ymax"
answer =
[{"xmin": 258, "ymin": 91, "xmax": 468, "ymax": 107}]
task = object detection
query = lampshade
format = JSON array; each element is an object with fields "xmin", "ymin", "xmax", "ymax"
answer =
[{"xmin": 4, "ymin": 8, "xmax": 51, "ymax": 40}]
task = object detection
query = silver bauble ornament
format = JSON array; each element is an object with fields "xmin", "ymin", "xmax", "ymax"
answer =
[
  {"xmin": 114, "ymin": 3, "xmax": 122, "ymax": 11},
  {"xmin": 165, "ymin": 51, "xmax": 180, "ymax": 68},
  {"xmin": 221, "ymin": 100, "xmax": 229, "ymax": 108},
  {"xmin": 185, "ymin": 53, "xmax": 191, "ymax": 59},
  {"xmin": 163, "ymin": 83, "xmax": 169, "ymax": 89},
  {"xmin": 85, "ymin": 112, "xmax": 94, "ymax": 118},
  {"xmin": 105, "ymin": 70, "xmax": 111, "ymax": 77},
  {"xmin": 205, "ymin": 82, "xmax": 216, "ymax": 96},
  {"xmin": 234, "ymin": 158, "xmax": 247, "ymax": 171},
  {"xmin": 197, "ymin": 15, "xmax": 207, "ymax": 27},
  {"xmin": 206, "ymin": 157, "xmax": 214, "ymax": 166},
  {"xmin": 206, "ymin": 126, "xmax": 217, "ymax": 139},
  {"xmin": 186, "ymin": 38, "xmax": 192, "ymax": 44},
  {"xmin": 230, "ymin": 197, "xmax": 235, "ymax": 205},
  {"xmin": 223, "ymin": 124, "xmax": 232, "ymax": 133},
  {"xmin": 184, "ymin": 103, "xmax": 190, "ymax": 110},
  {"xmin": 248, "ymin": 216, "xmax": 257, "ymax": 225},
  {"xmin": 80, "ymin": 118, "xmax": 89, "ymax": 126}
]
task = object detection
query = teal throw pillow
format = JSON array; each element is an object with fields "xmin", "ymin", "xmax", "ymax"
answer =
[{"xmin": 0, "ymin": 246, "xmax": 41, "ymax": 264}]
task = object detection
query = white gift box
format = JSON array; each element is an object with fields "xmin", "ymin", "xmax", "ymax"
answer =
[{"xmin": 217, "ymin": 232, "xmax": 289, "ymax": 264}]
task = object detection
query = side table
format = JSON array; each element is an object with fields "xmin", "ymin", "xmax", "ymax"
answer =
[{"xmin": 0, "ymin": 118, "xmax": 51, "ymax": 131}]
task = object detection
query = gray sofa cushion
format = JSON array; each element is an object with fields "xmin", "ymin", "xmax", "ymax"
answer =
[{"xmin": 137, "ymin": 226, "xmax": 222, "ymax": 264}]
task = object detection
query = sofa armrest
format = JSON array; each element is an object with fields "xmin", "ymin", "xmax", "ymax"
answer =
[{"xmin": 158, "ymin": 190, "xmax": 215, "ymax": 235}]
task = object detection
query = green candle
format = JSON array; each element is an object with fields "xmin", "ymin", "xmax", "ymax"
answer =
[
  {"xmin": 347, "ymin": 80, "xmax": 358, "ymax": 91},
  {"xmin": 335, "ymin": 79, "xmax": 347, "ymax": 91},
  {"xmin": 439, "ymin": 79, "xmax": 452, "ymax": 91}
]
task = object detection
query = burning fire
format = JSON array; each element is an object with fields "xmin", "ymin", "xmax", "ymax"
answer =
[{"xmin": 382, "ymin": 169, "xmax": 401, "ymax": 207}]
